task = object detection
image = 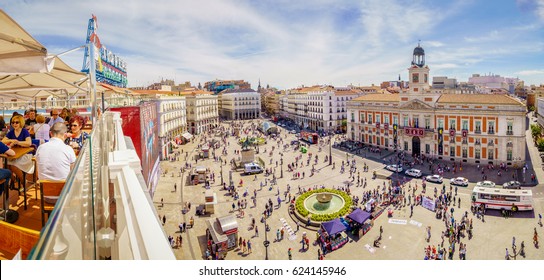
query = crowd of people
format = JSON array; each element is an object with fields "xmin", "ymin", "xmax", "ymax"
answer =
[
  {"xmin": 157, "ymin": 118, "xmax": 542, "ymax": 261},
  {"xmin": 0, "ymin": 107, "xmax": 88, "ymax": 205}
]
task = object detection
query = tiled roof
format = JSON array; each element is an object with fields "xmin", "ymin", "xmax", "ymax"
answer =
[
  {"xmin": 221, "ymin": 88, "xmax": 257, "ymax": 93},
  {"xmin": 437, "ymin": 94, "xmax": 524, "ymax": 105},
  {"xmin": 351, "ymin": 93, "xmax": 400, "ymax": 102},
  {"xmin": 132, "ymin": 89, "xmax": 178, "ymax": 95},
  {"xmin": 180, "ymin": 90, "xmax": 213, "ymax": 95}
]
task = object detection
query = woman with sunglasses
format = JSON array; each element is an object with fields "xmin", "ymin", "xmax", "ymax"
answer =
[
  {"xmin": 1, "ymin": 115, "xmax": 34, "ymax": 187},
  {"xmin": 65, "ymin": 115, "xmax": 88, "ymax": 150}
]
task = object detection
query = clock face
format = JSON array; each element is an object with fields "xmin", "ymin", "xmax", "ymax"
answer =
[{"xmin": 412, "ymin": 73, "xmax": 419, "ymax": 83}]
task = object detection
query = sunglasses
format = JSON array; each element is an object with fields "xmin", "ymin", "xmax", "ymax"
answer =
[
  {"xmin": 52, "ymin": 113, "xmax": 58, "ymax": 116},
  {"xmin": 71, "ymin": 124, "xmax": 79, "ymax": 127},
  {"xmin": 11, "ymin": 121, "xmax": 19, "ymax": 124}
]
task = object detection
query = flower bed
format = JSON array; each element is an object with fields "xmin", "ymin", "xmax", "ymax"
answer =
[{"xmin": 295, "ymin": 189, "xmax": 352, "ymax": 222}]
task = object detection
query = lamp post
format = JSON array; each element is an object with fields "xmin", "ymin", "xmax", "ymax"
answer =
[
  {"xmin": 263, "ymin": 218, "xmax": 270, "ymax": 260},
  {"xmin": 280, "ymin": 156, "xmax": 283, "ymax": 178},
  {"xmin": 329, "ymin": 135, "xmax": 332, "ymax": 166},
  {"xmin": 220, "ymin": 157, "xmax": 224, "ymax": 186}
]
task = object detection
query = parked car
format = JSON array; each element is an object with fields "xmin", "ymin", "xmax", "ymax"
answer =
[
  {"xmin": 405, "ymin": 168, "xmax": 422, "ymax": 178},
  {"xmin": 386, "ymin": 164, "xmax": 403, "ymax": 173},
  {"xmin": 502, "ymin": 181, "xmax": 521, "ymax": 189},
  {"xmin": 450, "ymin": 177, "xmax": 469, "ymax": 187},
  {"xmin": 425, "ymin": 174, "xmax": 443, "ymax": 184},
  {"xmin": 476, "ymin": 180, "xmax": 496, "ymax": 188}
]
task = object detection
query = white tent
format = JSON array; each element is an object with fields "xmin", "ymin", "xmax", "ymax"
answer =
[
  {"xmin": 0, "ymin": 57, "xmax": 89, "ymax": 99},
  {"xmin": 0, "ymin": 9, "xmax": 55, "ymax": 74}
]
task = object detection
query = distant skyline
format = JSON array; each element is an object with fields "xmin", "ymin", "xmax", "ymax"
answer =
[{"xmin": 2, "ymin": 0, "xmax": 544, "ymax": 89}]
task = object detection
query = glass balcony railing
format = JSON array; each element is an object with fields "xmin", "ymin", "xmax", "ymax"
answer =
[{"xmin": 28, "ymin": 111, "xmax": 175, "ymax": 260}]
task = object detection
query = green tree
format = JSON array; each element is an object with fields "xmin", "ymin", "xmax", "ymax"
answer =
[
  {"xmin": 341, "ymin": 120, "xmax": 348, "ymax": 132},
  {"xmin": 537, "ymin": 138, "xmax": 544, "ymax": 151},
  {"xmin": 531, "ymin": 124, "xmax": 542, "ymax": 140}
]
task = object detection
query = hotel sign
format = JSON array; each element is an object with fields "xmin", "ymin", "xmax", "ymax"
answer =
[{"xmin": 404, "ymin": 127, "xmax": 424, "ymax": 137}]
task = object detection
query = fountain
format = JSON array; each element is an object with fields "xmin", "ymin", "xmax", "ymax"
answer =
[
  {"xmin": 304, "ymin": 192, "xmax": 345, "ymax": 215},
  {"xmin": 294, "ymin": 189, "xmax": 352, "ymax": 222}
]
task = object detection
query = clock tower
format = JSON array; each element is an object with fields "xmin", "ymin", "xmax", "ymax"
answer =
[{"xmin": 400, "ymin": 42, "xmax": 439, "ymax": 106}]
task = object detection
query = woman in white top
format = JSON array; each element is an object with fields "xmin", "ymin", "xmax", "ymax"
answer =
[{"xmin": 33, "ymin": 115, "xmax": 51, "ymax": 143}]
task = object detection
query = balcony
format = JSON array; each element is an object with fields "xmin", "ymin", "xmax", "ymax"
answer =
[
  {"xmin": 506, "ymin": 131, "xmax": 513, "ymax": 135},
  {"xmin": 488, "ymin": 130, "xmax": 495, "ymax": 135},
  {"xmin": 474, "ymin": 129, "xmax": 481, "ymax": 134},
  {"xmin": 27, "ymin": 112, "xmax": 175, "ymax": 260}
]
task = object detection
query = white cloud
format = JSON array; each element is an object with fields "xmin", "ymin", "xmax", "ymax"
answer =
[
  {"xmin": 1, "ymin": 0, "xmax": 543, "ymax": 88},
  {"xmin": 514, "ymin": 69, "xmax": 544, "ymax": 75}
]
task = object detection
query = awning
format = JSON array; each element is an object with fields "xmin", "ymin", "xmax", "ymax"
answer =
[
  {"xmin": 182, "ymin": 132, "xmax": 193, "ymax": 140},
  {"xmin": 217, "ymin": 214, "xmax": 238, "ymax": 233},
  {"xmin": 206, "ymin": 219, "xmax": 228, "ymax": 244},
  {"xmin": 347, "ymin": 208, "xmax": 371, "ymax": 224},
  {"xmin": 321, "ymin": 218, "xmax": 347, "ymax": 235},
  {"xmin": 0, "ymin": 9, "xmax": 54, "ymax": 74},
  {"xmin": 0, "ymin": 56, "xmax": 89, "ymax": 99},
  {"xmin": 195, "ymin": 166, "xmax": 206, "ymax": 173}
]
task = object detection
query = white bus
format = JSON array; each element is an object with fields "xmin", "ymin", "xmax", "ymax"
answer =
[{"xmin": 471, "ymin": 187, "xmax": 533, "ymax": 211}]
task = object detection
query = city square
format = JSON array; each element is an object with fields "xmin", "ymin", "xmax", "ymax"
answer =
[{"xmin": 154, "ymin": 118, "xmax": 544, "ymax": 260}]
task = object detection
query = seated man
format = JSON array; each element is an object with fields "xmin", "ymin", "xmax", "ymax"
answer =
[{"xmin": 35, "ymin": 123, "xmax": 76, "ymax": 181}]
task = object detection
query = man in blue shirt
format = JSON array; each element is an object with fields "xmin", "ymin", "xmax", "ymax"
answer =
[{"xmin": 47, "ymin": 109, "xmax": 64, "ymax": 127}]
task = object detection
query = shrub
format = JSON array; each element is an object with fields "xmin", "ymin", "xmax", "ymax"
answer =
[{"xmin": 295, "ymin": 189, "xmax": 352, "ymax": 222}]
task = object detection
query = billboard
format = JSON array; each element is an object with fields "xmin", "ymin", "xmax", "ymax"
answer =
[
  {"xmin": 110, "ymin": 102, "xmax": 160, "ymax": 194},
  {"xmin": 82, "ymin": 15, "xmax": 128, "ymax": 88},
  {"xmin": 140, "ymin": 101, "xmax": 160, "ymax": 194}
]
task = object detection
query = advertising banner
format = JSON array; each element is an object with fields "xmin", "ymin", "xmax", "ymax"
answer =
[{"xmin": 422, "ymin": 197, "xmax": 436, "ymax": 212}]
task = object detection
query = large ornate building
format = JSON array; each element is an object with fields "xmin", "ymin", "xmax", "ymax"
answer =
[
  {"xmin": 218, "ymin": 88, "xmax": 261, "ymax": 120},
  {"xmin": 347, "ymin": 44, "xmax": 526, "ymax": 166},
  {"xmin": 182, "ymin": 90, "xmax": 219, "ymax": 135},
  {"xmin": 280, "ymin": 85, "xmax": 364, "ymax": 132}
]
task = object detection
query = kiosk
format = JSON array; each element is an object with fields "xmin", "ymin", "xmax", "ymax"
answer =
[
  {"xmin": 346, "ymin": 208, "xmax": 373, "ymax": 238},
  {"xmin": 319, "ymin": 219, "xmax": 348, "ymax": 254}
]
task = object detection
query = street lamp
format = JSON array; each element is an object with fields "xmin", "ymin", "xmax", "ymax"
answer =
[
  {"xmin": 263, "ymin": 218, "xmax": 270, "ymax": 260},
  {"xmin": 280, "ymin": 156, "xmax": 283, "ymax": 178},
  {"xmin": 220, "ymin": 157, "xmax": 224, "ymax": 186},
  {"xmin": 329, "ymin": 135, "xmax": 332, "ymax": 166}
]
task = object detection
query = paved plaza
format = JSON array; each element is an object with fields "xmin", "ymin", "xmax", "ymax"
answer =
[{"xmin": 153, "ymin": 119, "xmax": 544, "ymax": 260}]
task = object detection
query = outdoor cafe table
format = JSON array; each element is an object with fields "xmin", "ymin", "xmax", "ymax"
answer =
[{"xmin": 0, "ymin": 146, "xmax": 35, "ymax": 210}]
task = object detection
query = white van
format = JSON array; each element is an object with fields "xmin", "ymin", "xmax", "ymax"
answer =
[{"xmin": 244, "ymin": 163, "xmax": 263, "ymax": 175}]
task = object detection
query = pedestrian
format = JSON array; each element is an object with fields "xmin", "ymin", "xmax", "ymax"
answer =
[
  {"xmin": 161, "ymin": 198, "xmax": 164, "ymax": 207},
  {"xmin": 288, "ymin": 248, "xmax": 292, "ymax": 260},
  {"xmin": 255, "ymin": 226, "xmax": 259, "ymax": 237},
  {"xmin": 296, "ymin": 222, "xmax": 300, "ymax": 232},
  {"xmin": 179, "ymin": 223, "xmax": 183, "ymax": 233},
  {"xmin": 247, "ymin": 240, "xmax": 252, "ymax": 253},
  {"xmin": 162, "ymin": 214, "xmax": 166, "ymax": 225},
  {"xmin": 174, "ymin": 183, "xmax": 177, "ymax": 192}
]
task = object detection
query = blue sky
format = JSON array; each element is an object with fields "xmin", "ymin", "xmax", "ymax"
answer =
[{"xmin": 2, "ymin": 0, "xmax": 543, "ymax": 89}]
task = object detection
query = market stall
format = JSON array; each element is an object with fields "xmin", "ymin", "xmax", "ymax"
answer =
[
  {"xmin": 217, "ymin": 215, "xmax": 238, "ymax": 250},
  {"xmin": 201, "ymin": 144, "xmax": 210, "ymax": 159},
  {"xmin": 181, "ymin": 132, "xmax": 193, "ymax": 144},
  {"xmin": 318, "ymin": 219, "xmax": 348, "ymax": 254},
  {"xmin": 190, "ymin": 166, "xmax": 209, "ymax": 185},
  {"xmin": 205, "ymin": 219, "xmax": 228, "ymax": 259},
  {"xmin": 346, "ymin": 208, "xmax": 373, "ymax": 238},
  {"xmin": 204, "ymin": 189, "xmax": 217, "ymax": 214}
]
